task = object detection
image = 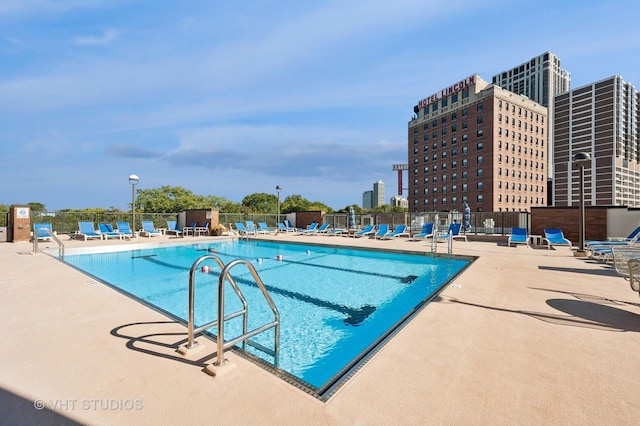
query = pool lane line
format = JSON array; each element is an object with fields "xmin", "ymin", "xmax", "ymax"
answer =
[{"xmin": 132, "ymin": 254, "xmax": 376, "ymax": 326}]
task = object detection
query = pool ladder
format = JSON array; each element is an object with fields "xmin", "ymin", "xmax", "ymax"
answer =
[
  {"xmin": 184, "ymin": 254, "xmax": 280, "ymax": 368},
  {"xmin": 31, "ymin": 228, "xmax": 65, "ymax": 258},
  {"xmin": 429, "ymin": 230, "xmax": 453, "ymax": 254}
]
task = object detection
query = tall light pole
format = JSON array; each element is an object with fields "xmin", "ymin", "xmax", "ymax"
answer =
[
  {"xmin": 276, "ymin": 185, "xmax": 282, "ymax": 229},
  {"xmin": 129, "ymin": 174, "xmax": 139, "ymax": 237},
  {"xmin": 572, "ymin": 153, "xmax": 591, "ymax": 254}
]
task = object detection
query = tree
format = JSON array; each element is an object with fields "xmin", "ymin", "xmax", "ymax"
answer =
[
  {"xmin": 241, "ymin": 193, "xmax": 278, "ymax": 213},
  {"xmin": 135, "ymin": 186, "xmax": 240, "ymax": 213},
  {"xmin": 28, "ymin": 202, "xmax": 46, "ymax": 211}
]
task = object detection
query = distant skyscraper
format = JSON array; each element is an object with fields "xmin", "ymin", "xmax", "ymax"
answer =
[
  {"xmin": 553, "ymin": 76, "xmax": 640, "ymax": 207},
  {"xmin": 373, "ymin": 181, "xmax": 385, "ymax": 207},
  {"xmin": 492, "ymin": 52, "xmax": 571, "ymax": 204},
  {"xmin": 362, "ymin": 191, "xmax": 373, "ymax": 209}
]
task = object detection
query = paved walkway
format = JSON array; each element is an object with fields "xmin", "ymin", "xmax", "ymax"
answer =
[{"xmin": 1, "ymin": 233, "xmax": 639, "ymax": 425}]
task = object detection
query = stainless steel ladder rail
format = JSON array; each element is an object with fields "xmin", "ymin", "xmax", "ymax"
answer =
[
  {"xmin": 185, "ymin": 256, "xmax": 280, "ymax": 367},
  {"xmin": 186, "ymin": 254, "xmax": 247, "ymax": 349},
  {"xmin": 215, "ymin": 259, "xmax": 280, "ymax": 366},
  {"xmin": 32, "ymin": 227, "xmax": 65, "ymax": 257}
]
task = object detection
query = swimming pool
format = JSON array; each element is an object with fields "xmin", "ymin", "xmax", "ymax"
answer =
[{"xmin": 59, "ymin": 239, "xmax": 473, "ymax": 398}]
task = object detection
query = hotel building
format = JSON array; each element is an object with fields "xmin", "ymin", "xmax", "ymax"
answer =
[
  {"xmin": 492, "ymin": 52, "xmax": 571, "ymax": 204},
  {"xmin": 553, "ymin": 76, "xmax": 640, "ymax": 207},
  {"xmin": 408, "ymin": 74, "xmax": 548, "ymax": 212}
]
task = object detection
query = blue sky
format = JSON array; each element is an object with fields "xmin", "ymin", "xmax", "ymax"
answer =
[{"xmin": 2, "ymin": 0, "xmax": 640, "ymax": 211}]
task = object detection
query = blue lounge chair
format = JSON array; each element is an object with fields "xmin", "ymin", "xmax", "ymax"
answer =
[
  {"xmin": 116, "ymin": 222, "xmax": 134, "ymax": 238},
  {"xmin": 245, "ymin": 220, "xmax": 261, "ymax": 234},
  {"xmin": 234, "ymin": 222, "xmax": 255, "ymax": 237},
  {"xmin": 166, "ymin": 220, "xmax": 184, "ymax": 237},
  {"xmin": 98, "ymin": 223, "xmax": 123, "ymax": 240},
  {"xmin": 298, "ymin": 222, "xmax": 319, "ymax": 234},
  {"xmin": 33, "ymin": 223, "xmax": 53, "ymax": 241},
  {"xmin": 543, "ymin": 228, "xmax": 572, "ymax": 250},
  {"xmin": 410, "ymin": 223, "xmax": 434, "ymax": 241},
  {"xmin": 140, "ymin": 220, "xmax": 162, "ymax": 238},
  {"xmin": 278, "ymin": 223, "xmax": 296, "ymax": 233},
  {"xmin": 258, "ymin": 222, "xmax": 277, "ymax": 234},
  {"xmin": 182, "ymin": 222, "xmax": 197, "ymax": 236},
  {"xmin": 284, "ymin": 219, "xmax": 298, "ymax": 231},
  {"xmin": 384, "ymin": 224, "xmax": 410, "ymax": 239},
  {"xmin": 193, "ymin": 222, "xmax": 209, "ymax": 236},
  {"xmin": 299, "ymin": 223, "xmax": 329, "ymax": 235},
  {"xmin": 586, "ymin": 225, "xmax": 640, "ymax": 246},
  {"xmin": 374, "ymin": 224, "xmax": 391, "ymax": 239},
  {"xmin": 353, "ymin": 225, "xmax": 375, "ymax": 238},
  {"xmin": 508, "ymin": 227, "xmax": 528, "ymax": 247},
  {"xmin": 438, "ymin": 223, "xmax": 467, "ymax": 242},
  {"xmin": 77, "ymin": 221, "xmax": 103, "ymax": 240}
]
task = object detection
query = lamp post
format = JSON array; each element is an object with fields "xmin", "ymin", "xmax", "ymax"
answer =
[
  {"xmin": 276, "ymin": 185, "xmax": 282, "ymax": 230},
  {"xmin": 572, "ymin": 153, "xmax": 591, "ymax": 255},
  {"xmin": 129, "ymin": 174, "xmax": 139, "ymax": 238}
]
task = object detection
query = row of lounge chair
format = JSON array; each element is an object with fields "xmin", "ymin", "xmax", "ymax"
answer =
[{"xmin": 34, "ymin": 220, "xmax": 180, "ymax": 241}]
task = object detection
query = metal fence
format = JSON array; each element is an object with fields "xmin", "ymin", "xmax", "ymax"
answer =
[
  {"xmin": 1, "ymin": 210, "xmax": 530, "ymax": 236},
  {"xmin": 27, "ymin": 211, "xmax": 178, "ymax": 235},
  {"xmin": 324, "ymin": 211, "xmax": 530, "ymax": 236}
]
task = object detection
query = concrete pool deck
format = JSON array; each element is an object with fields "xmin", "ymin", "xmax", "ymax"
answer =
[{"xmin": 1, "ymin": 233, "xmax": 639, "ymax": 425}]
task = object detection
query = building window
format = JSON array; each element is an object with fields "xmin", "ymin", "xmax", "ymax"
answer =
[
  {"xmin": 462, "ymin": 183, "xmax": 468, "ymax": 192},
  {"xmin": 477, "ymin": 116, "xmax": 483, "ymax": 124},
  {"xmin": 462, "ymin": 159, "xmax": 468, "ymax": 167},
  {"xmin": 462, "ymin": 171, "xmax": 468, "ymax": 179},
  {"xmin": 424, "ymin": 134, "xmax": 428, "ymax": 141},
  {"xmin": 477, "ymin": 155, "xmax": 483, "ymax": 164},
  {"xmin": 452, "ymin": 94, "xmax": 458, "ymax": 103},
  {"xmin": 462, "ymin": 121, "xmax": 468, "ymax": 129},
  {"xmin": 442, "ymin": 99, "xmax": 448, "ymax": 108},
  {"xmin": 477, "ymin": 129, "xmax": 484, "ymax": 137},
  {"xmin": 477, "ymin": 102, "xmax": 483, "ymax": 112},
  {"xmin": 462, "ymin": 89, "xmax": 469, "ymax": 99},
  {"xmin": 452, "ymin": 173, "xmax": 457, "ymax": 181},
  {"xmin": 477, "ymin": 168, "xmax": 483, "ymax": 177},
  {"xmin": 462, "ymin": 134, "xmax": 468, "ymax": 141},
  {"xmin": 452, "ymin": 124, "xmax": 457, "ymax": 132},
  {"xmin": 477, "ymin": 142, "xmax": 483, "ymax": 151},
  {"xmin": 462, "ymin": 146, "xmax": 468, "ymax": 155},
  {"xmin": 452, "ymin": 149, "xmax": 458, "ymax": 156},
  {"xmin": 442, "ymin": 128, "xmax": 446, "ymax": 135},
  {"xmin": 452, "ymin": 161, "xmax": 457, "ymax": 169},
  {"xmin": 477, "ymin": 182, "xmax": 483, "ymax": 190},
  {"xmin": 451, "ymin": 111, "xmax": 457, "ymax": 120},
  {"xmin": 452, "ymin": 137, "xmax": 457, "ymax": 144},
  {"xmin": 462, "ymin": 108, "xmax": 468, "ymax": 116},
  {"xmin": 452, "ymin": 185, "xmax": 457, "ymax": 193},
  {"xmin": 477, "ymin": 194, "xmax": 483, "ymax": 202}
]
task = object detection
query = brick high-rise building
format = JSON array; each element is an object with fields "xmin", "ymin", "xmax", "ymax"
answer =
[{"xmin": 408, "ymin": 74, "xmax": 548, "ymax": 212}]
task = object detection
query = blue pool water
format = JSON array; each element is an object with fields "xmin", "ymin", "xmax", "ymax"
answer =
[{"xmin": 61, "ymin": 240, "xmax": 472, "ymax": 396}]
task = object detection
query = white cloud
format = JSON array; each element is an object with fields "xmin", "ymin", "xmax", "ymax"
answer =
[{"xmin": 74, "ymin": 28, "xmax": 118, "ymax": 46}]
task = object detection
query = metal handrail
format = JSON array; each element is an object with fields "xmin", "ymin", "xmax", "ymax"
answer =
[
  {"xmin": 185, "ymin": 255, "xmax": 280, "ymax": 367},
  {"xmin": 215, "ymin": 259, "xmax": 280, "ymax": 366},
  {"xmin": 186, "ymin": 254, "xmax": 247, "ymax": 349},
  {"xmin": 32, "ymin": 227, "xmax": 65, "ymax": 257}
]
